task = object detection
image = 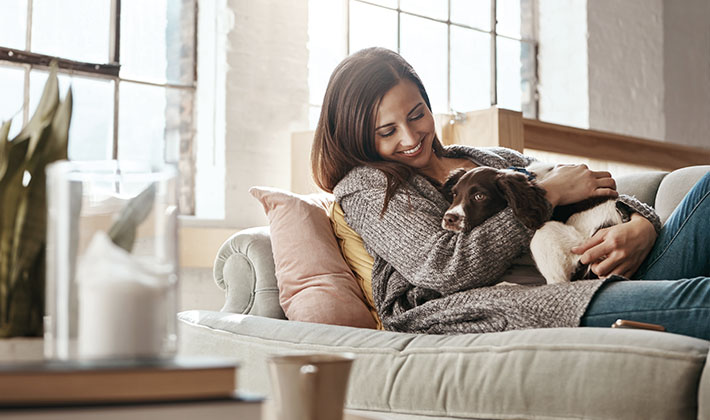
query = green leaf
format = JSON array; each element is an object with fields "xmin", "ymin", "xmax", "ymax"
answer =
[
  {"xmin": 13, "ymin": 61, "xmax": 60, "ymax": 160},
  {"xmin": 108, "ymin": 184, "xmax": 157, "ymax": 252},
  {"xmin": 0, "ymin": 61, "xmax": 67, "ymax": 336},
  {"xmin": 0, "ymin": 120, "xmax": 11, "ymax": 180},
  {"xmin": 8, "ymin": 87, "xmax": 73, "ymax": 300}
]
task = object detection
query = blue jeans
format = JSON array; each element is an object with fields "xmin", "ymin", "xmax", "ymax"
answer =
[{"xmin": 580, "ymin": 171, "xmax": 710, "ymax": 340}]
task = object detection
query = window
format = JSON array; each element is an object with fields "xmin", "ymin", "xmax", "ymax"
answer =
[
  {"xmin": 308, "ymin": 0, "xmax": 537, "ymax": 127},
  {"xmin": 0, "ymin": 0, "xmax": 197, "ymax": 214}
]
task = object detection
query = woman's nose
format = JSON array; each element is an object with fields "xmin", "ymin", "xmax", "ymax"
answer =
[{"xmin": 400, "ymin": 124, "xmax": 418, "ymax": 146}]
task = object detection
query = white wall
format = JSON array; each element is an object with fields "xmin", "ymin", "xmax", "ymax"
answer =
[
  {"xmin": 663, "ymin": 0, "xmax": 710, "ymax": 149},
  {"xmin": 587, "ymin": 0, "xmax": 665, "ymax": 141},
  {"xmin": 222, "ymin": 0, "xmax": 310, "ymax": 229},
  {"xmin": 537, "ymin": 0, "xmax": 589, "ymax": 129},
  {"xmin": 537, "ymin": 0, "xmax": 710, "ymax": 147}
]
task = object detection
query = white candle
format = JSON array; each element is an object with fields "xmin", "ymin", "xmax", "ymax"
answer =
[{"xmin": 77, "ymin": 232, "xmax": 173, "ymax": 359}]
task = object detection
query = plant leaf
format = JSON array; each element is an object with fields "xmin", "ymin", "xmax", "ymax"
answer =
[
  {"xmin": 9, "ymin": 87, "xmax": 73, "ymax": 293},
  {"xmin": 41, "ymin": 88, "xmax": 72, "ymax": 163},
  {"xmin": 0, "ymin": 120, "xmax": 11, "ymax": 180},
  {"xmin": 13, "ymin": 61, "xmax": 59, "ymax": 160},
  {"xmin": 108, "ymin": 184, "xmax": 157, "ymax": 252}
]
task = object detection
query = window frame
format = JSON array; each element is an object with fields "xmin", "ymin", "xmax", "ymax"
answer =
[
  {"xmin": 0, "ymin": 0, "xmax": 198, "ymax": 213},
  {"xmin": 342, "ymin": 0, "xmax": 538, "ymax": 117}
]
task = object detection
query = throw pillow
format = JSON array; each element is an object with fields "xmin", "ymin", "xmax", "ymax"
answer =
[
  {"xmin": 249, "ymin": 187, "xmax": 377, "ymax": 329},
  {"xmin": 329, "ymin": 202, "xmax": 383, "ymax": 329}
]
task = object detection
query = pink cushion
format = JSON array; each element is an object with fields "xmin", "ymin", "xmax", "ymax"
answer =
[{"xmin": 249, "ymin": 187, "xmax": 377, "ymax": 329}]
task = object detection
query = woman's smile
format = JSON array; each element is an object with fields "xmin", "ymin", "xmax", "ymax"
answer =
[{"xmin": 399, "ymin": 142, "xmax": 423, "ymax": 157}]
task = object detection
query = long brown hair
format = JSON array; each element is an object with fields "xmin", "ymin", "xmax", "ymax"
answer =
[{"xmin": 311, "ymin": 47, "xmax": 444, "ymax": 213}]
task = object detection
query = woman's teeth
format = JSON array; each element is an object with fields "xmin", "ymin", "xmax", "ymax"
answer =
[{"xmin": 401, "ymin": 143, "xmax": 422, "ymax": 155}]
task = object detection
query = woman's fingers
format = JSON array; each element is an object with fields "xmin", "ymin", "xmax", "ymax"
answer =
[
  {"xmin": 591, "ymin": 187, "xmax": 619, "ymax": 198},
  {"xmin": 590, "ymin": 253, "xmax": 623, "ymax": 277},
  {"xmin": 578, "ymin": 239, "xmax": 614, "ymax": 265},
  {"xmin": 595, "ymin": 175, "xmax": 617, "ymax": 190},
  {"xmin": 591, "ymin": 170, "xmax": 612, "ymax": 179},
  {"xmin": 571, "ymin": 234, "xmax": 604, "ymax": 255}
]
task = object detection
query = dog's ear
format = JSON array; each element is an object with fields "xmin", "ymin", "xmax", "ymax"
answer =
[
  {"xmin": 440, "ymin": 168, "xmax": 467, "ymax": 202},
  {"xmin": 496, "ymin": 172, "xmax": 550, "ymax": 230}
]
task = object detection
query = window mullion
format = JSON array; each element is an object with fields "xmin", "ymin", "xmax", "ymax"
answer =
[
  {"xmin": 23, "ymin": 0, "xmax": 33, "ymax": 126},
  {"xmin": 112, "ymin": 0, "xmax": 120, "ymax": 160},
  {"xmin": 113, "ymin": 80, "xmax": 119, "ymax": 160},
  {"xmin": 396, "ymin": 0, "xmax": 401, "ymax": 54},
  {"xmin": 109, "ymin": 0, "xmax": 121, "ymax": 63},
  {"xmin": 490, "ymin": 0, "xmax": 497, "ymax": 106},
  {"xmin": 446, "ymin": 0, "xmax": 451, "ymax": 113}
]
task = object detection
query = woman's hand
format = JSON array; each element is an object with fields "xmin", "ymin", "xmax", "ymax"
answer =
[
  {"xmin": 571, "ymin": 214, "xmax": 657, "ymax": 278},
  {"xmin": 537, "ymin": 164, "xmax": 617, "ymax": 207}
]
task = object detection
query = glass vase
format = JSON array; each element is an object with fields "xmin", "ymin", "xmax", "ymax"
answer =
[{"xmin": 44, "ymin": 160, "xmax": 179, "ymax": 361}]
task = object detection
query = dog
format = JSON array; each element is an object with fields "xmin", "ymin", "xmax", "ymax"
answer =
[{"xmin": 439, "ymin": 163, "xmax": 623, "ymax": 284}]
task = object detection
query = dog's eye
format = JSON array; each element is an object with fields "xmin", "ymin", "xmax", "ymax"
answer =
[{"xmin": 474, "ymin": 192, "xmax": 486, "ymax": 201}]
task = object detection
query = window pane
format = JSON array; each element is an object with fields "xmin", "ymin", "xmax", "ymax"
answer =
[
  {"xmin": 121, "ymin": 0, "xmax": 196, "ymax": 85},
  {"xmin": 355, "ymin": 0, "xmax": 397, "ymax": 7},
  {"xmin": 451, "ymin": 0, "xmax": 491, "ymax": 31},
  {"xmin": 0, "ymin": 66, "xmax": 26, "ymax": 139},
  {"xmin": 29, "ymin": 71, "xmax": 114, "ymax": 160},
  {"xmin": 496, "ymin": 0, "xmax": 521, "ymax": 38},
  {"xmin": 496, "ymin": 36, "xmax": 521, "ymax": 112},
  {"xmin": 31, "ymin": 0, "xmax": 110, "ymax": 63},
  {"xmin": 451, "ymin": 28, "xmax": 490, "ymax": 113},
  {"xmin": 309, "ymin": 0, "xmax": 347, "ymax": 105},
  {"xmin": 0, "ymin": 0, "xmax": 28, "ymax": 49},
  {"xmin": 349, "ymin": 1, "xmax": 397, "ymax": 54},
  {"xmin": 118, "ymin": 82, "xmax": 166, "ymax": 165},
  {"xmin": 400, "ymin": 14, "xmax": 448, "ymax": 113},
  {"xmin": 400, "ymin": 0, "xmax": 447, "ymax": 21}
]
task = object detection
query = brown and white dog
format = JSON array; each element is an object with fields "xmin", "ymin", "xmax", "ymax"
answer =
[{"xmin": 439, "ymin": 163, "xmax": 623, "ymax": 284}]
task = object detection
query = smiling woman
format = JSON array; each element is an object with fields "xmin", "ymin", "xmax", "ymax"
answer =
[{"xmin": 309, "ymin": 47, "xmax": 710, "ymax": 341}]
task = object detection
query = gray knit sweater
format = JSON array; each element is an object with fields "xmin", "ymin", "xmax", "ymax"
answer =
[{"xmin": 333, "ymin": 146, "xmax": 661, "ymax": 334}]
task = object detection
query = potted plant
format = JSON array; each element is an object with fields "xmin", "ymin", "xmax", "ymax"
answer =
[{"xmin": 0, "ymin": 62, "xmax": 72, "ymax": 337}]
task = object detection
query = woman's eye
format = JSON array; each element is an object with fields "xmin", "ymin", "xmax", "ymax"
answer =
[
  {"xmin": 379, "ymin": 129, "xmax": 395, "ymax": 137},
  {"xmin": 474, "ymin": 193, "xmax": 486, "ymax": 201},
  {"xmin": 410, "ymin": 113, "xmax": 424, "ymax": 121}
]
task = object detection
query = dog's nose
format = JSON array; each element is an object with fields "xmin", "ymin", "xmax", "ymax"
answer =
[{"xmin": 444, "ymin": 212, "xmax": 460, "ymax": 225}]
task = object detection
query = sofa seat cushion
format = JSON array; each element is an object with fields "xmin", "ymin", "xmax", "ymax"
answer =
[{"xmin": 179, "ymin": 310, "xmax": 709, "ymax": 420}]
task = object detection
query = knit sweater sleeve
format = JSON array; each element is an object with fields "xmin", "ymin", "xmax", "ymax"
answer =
[
  {"xmin": 617, "ymin": 194, "xmax": 662, "ymax": 233},
  {"xmin": 334, "ymin": 166, "xmax": 538, "ymax": 295}
]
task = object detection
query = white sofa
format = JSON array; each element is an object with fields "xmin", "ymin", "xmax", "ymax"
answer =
[{"xmin": 179, "ymin": 165, "xmax": 710, "ymax": 420}]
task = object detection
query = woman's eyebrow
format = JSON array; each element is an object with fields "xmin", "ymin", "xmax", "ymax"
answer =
[
  {"xmin": 375, "ymin": 102, "xmax": 424, "ymax": 130},
  {"xmin": 407, "ymin": 102, "xmax": 423, "ymax": 116}
]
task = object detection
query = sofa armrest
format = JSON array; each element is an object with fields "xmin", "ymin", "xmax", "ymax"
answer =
[
  {"xmin": 654, "ymin": 165, "xmax": 710, "ymax": 224},
  {"xmin": 213, "ymin": 226, "xmax": 286, "ymax": 319}
]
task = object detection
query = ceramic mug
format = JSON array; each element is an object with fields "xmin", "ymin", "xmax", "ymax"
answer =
[{"xmin": 267, "ymin": 353, "xmax": 355, "ymax": 420}]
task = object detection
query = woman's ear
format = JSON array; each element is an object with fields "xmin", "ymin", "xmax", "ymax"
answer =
[
  {"xmin": 440, "ymin": 168, "xmax": 467, "ymax": 202},
  {"xmin": 496, "ymin": 173, "xmax": 550, "ymax": 230}
]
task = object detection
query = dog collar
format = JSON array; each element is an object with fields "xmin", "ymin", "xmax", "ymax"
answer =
[{"xmin": 507, "ymin": 166, "xmax": 536, "ymax": 181}]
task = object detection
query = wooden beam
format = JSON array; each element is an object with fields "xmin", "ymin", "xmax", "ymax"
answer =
[
  {"xmin": 438, "ymin": 107, "xmax": 524, "ymax": 152},
  {"xmin": 523, "ymin": 118, "xmax": 710, "ymax": 170}
]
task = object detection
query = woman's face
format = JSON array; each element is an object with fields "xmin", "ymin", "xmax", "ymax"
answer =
[{"xmin": 374, "ymin": 79, "xmax": 436, "ymax": 169}]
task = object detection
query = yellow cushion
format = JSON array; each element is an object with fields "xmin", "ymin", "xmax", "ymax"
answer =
[{"xmin": 329, "ymin": 202, "xmax": 383, "ymax": 330}]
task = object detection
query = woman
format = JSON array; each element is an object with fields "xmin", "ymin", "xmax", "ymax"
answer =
[{"xmin": 311, "ymin": 47, "xmax": 710, "ymax": 339}]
